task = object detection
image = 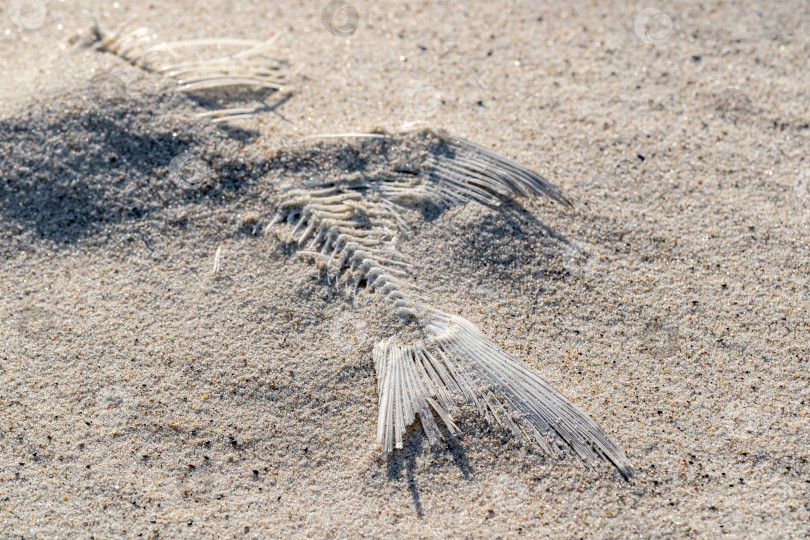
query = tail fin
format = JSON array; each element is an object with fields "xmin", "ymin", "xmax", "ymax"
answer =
[{"xmin": 374, "ymin": 313, "xmax": 633, "ymax": 479}]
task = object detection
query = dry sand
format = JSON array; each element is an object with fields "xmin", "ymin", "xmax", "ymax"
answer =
[{"xmin": 1, "ymin": 0, "xmax": 808, "ymax": 537}]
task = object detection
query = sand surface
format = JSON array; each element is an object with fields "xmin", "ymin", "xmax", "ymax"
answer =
[{"xmin": 1, "ymin": 0, "xmax": 808, "ymax": 537}]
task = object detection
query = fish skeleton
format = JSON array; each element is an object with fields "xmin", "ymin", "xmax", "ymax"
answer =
[
  {"xmin": 94, "ymin": 22, "xmax": 633, "ymax": 479},
  {"xmin": 267, "ymin": 129, "xmax": 633, "ymax": 479}
]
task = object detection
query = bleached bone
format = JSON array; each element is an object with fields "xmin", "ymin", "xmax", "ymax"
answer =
[
  {"xmin": 271, "ymin": 129, "xmax": 632, "ymax": 479},
  {"xmin": 93, "ymin": 21, "xmax": 293, "ymax": 122}
]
